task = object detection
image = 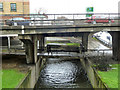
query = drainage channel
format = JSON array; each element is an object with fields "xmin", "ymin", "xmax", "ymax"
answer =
[{"xmin": 34, "ymin": 58, "xmax": 93, "ymax": 89}]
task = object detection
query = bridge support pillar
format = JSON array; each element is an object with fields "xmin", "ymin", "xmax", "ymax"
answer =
[
  {"xmin": 38, "ymin": 37, "xmax": 45, "ymax": 53},
  {"xmin": 82, "ymin": 33, "xmax": 89, "ymax": 51},
  {"xmin": 20, "ymin": 39, "xmax": 34, "ymax": 64},
  {"xmin": 19, "ymin": 35, "xmax": 40, "ymax": 64},
  {"xmin": 109, "ymin": 31, "xmax": 120, "ymax": 61},
  {"xmin": 33, "ymin": 35, "xmax": 38, "ymax": 63},
  {"xmin": 41, "ymin": 37, "xmax": 45, "ymax": 50},
  {"xmin": 25, "ymin": 42, "xmax": 34, "ymax": 64}
]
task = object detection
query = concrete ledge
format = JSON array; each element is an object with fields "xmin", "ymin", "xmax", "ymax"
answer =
[{"xmin": 80, "ymin": 58, "xmax": 109, "ymax": 89}]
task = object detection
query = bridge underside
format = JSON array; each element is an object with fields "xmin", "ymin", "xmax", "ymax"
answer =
[
  {"xmin": 18, "ymin": 29, "xmax": 120, "ymax": 64},
  {"xmin": 18, "ymin": 32, "xmax": 89, "ymax": 64}
]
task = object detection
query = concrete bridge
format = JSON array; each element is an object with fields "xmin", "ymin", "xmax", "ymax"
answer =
[
  {"xmin": 1, "ymin": 13, "xmax": 119, "ymax": 34},
  {"xmin": 18, "ymin": 30, "xmax": 120, "ymax": 64},
  {"xmin": 1, "ymin": 13, "xmax": 120, "ymax": 64},
  {"xmin": 1, "ymin": 24, "xmax": 119, "ymax": 35},
  {"xmin": 1, "ymin": 25, "xmax": 120, "ymax": 64},
  {"xmin": 1, "ymin": 13, "xmax": 120, "ymax": 89}
]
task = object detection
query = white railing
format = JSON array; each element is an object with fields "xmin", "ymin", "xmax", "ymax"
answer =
[{"xmin": 0, "ymin": 13, "xmax": 120, "ymax": 26}]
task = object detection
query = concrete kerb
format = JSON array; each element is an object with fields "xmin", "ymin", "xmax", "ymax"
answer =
[
  {"xmin": 16, "ymin": 64, "xmax": 36, "ymax": 88},
  {"xmin": 92, "ymin": 67, "xmax": 109, "ymax": 89},
  {"xmin": 16, "ymin": 70, "xmax": 31, "ymax": 88}
]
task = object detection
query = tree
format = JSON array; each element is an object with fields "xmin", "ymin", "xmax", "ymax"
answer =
[{"xmin": 34, "ymin": 8, "xmax": 47, "ymax": 14}]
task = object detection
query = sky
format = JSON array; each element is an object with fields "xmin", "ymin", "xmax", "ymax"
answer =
[{"xmin": 30, "ymin": 0, "xmax": 120, "ymax": 14}]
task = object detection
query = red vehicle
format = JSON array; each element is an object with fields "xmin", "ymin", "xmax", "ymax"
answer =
[{"xmin": 85, "ymin": 16, "xmax": 114, "ymax": 24}]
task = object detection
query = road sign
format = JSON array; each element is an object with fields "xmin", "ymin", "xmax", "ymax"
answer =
[
  {"xmin": 86, "ymin": 7, "xmax": 94, "ymax": 12},
  {"xmin": 86, "ymin": 14, "xmax": 92, "ymax": 17}
]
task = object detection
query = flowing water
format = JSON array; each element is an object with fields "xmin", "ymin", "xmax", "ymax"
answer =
[{"xmin": 35, "ymin": 58, "xmax": 93, "ymax": 89}]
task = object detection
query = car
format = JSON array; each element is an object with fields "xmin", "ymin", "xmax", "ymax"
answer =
[
  {"xmin": 5, "ymin": 17, "xmax": 30, "ymax": 26},
  {"xmin": 85, "ymin": 16, "xmax": 114, "ymax": 24}
]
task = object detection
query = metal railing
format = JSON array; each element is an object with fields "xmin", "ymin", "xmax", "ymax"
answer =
[{"xmin": 0, "ymin": 13, "xmax": 120, "ymax": 26}]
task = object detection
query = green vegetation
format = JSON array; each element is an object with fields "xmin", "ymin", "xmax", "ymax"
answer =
[
  {"xmin": 46, "ymin": 41, "xmax": 80, "ymax": 46},
  {"xmin": 2, "ymin": 69, "xmax": 25, "ymax": 88},
  {"xmin": 46, "ymin": 41, "xmax": 52, "ymax": 44},
  {"xmin": 98, "ymin": 64, "xmax": 119, "ymax": 88},
  {"xmin": 92, "ymin": 37, "xmax": 98, "ymax": 41},
  {"xmin": 2, "ymin": 49, "xmax": 8, "ymax": 53},
  {"xmin": 0, "ymin": 70, "xmax": 2, "ymax": 90},
  {"xmin": 66, "ymin": 43, "xmax": 80, "ymax": 46}
]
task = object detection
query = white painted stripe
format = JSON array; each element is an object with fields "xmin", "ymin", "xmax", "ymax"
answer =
[{"xmin": 0, "ymin": 34, "xmax": 18, "ymax": 37}]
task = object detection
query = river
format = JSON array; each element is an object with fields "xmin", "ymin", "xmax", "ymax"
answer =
[{"xmin": 35, "ymin": 58, "xmax": 93, "ymax": 89}]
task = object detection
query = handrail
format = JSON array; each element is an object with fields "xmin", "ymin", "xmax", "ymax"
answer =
[
  {"xmin": 1, "ymin": 13, "xmax": 119, "ymax": 26},
  {"xmin": 0, "ymin": 13, "xmax": 120, "ymax": 16}
]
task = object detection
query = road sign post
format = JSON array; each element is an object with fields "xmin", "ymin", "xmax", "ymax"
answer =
[{"xmin": 86, "ymin": 7, "xmax": 94, "ymax": 17}]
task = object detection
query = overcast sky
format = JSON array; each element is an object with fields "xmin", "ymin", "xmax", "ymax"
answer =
[{"xmin": 30, "ymin": 0, "xmax": 120, "ymax": 14}]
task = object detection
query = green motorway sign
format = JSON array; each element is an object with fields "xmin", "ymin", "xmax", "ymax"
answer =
[
  {"xmin": 86, "ymin": 7, "xmax": 94, "ymax": 12},
  {"xmin": 86, "ymin": 14, "xmax": 92, "ymax": 17}
]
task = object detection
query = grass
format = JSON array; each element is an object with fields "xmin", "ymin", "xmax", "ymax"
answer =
[
  {"xmin": 2, "ymin": 49, "xmax": 8, "ymax": 53},
  {"xmin": 98, "ymin": 64, "xmax": 119, "ymax": 88},
  {"xmin": 92, "ymin": 37, "xmax": 98, "ymax": 41},
  {"xmin": 46, "ymin": 41, "xmax": 80, "ymax": 46},
  {"xmin": 66, "ymin": 43, "xmax": 80, "ymax": 46},
  {"xmin": 0, "ymin": 70, "xmax": 2, "ymax": 90},
  {"xmin": 2, "ymin": 69, "xmax": 25, "ymax": 88}
]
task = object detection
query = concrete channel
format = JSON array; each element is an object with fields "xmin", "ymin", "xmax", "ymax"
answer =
[
  {"xmin": 15, "ymin": 55, "xmax": 109, "ymax": 89},
  {"xmin": 2, "ymin": 35, "xmax": 112, "ymax": 89},
  {"xmin": 13, "ymin": 37, "xmax": 110, "ymax": 89}
]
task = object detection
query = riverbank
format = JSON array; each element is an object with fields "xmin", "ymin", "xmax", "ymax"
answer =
[
  {"xmin": 91, "ymin": 36, "xmax": 119, "ymax": 88},
  {"xmin": 98, "ymin": 64, "xmax": 119, "ymax": 88},
  {"xmin": 88, "ymin": 55, "xmax": 119, "ymax": 89}
]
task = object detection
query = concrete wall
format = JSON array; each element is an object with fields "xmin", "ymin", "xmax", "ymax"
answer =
[
  {"xmin": 18, "ymin": 57, "xmax": 109, "ymax": 89},
  {"xmin": 17, "ymin": 57, "xmax": 46, "ymax": 88},
  {"xmin": 80, "ymin": 58, "xmax": 109, "ymax": 89}
]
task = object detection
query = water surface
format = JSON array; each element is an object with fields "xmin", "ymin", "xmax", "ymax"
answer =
[{"xmin": 35, "ymin": 58, "xmax": 93, "ymax": 89}]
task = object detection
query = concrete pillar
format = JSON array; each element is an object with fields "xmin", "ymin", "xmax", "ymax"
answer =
[
  {"xmin": 33, "ymin": 35, "xmax": 38, "ymax": 63},
  {"xmin": 109, "ymin": 31, "xmax": 120, "ymax": 61},
  {"xmin": 7, "ymin": 36, "xmax": 11, "ymax": 53},
  {"xmin": 38, "ymin": 37, "xmax": 45, "ymax": 53},
  {"xmin": 42, "ymin": 37, "xmax": 45, "ymax": 49},
  {"xmin": 82, "ymin": 33, "xmax": 89, "ymax": 51},
  {"xmin": 42, "ymin": 37, "xmax": 45, "ymax": 47},
  {"xmin": 20, "ymin": 38, "xmax": 35, "ymax": 64},
  {"xmin": 21, "ymin": 37, "xmax": 38, "ymax": 64},
  {"xmin": 38, "ymin": 37, "xmax": 42, "ymax": 53},
  {"xmin": 25, "ymin": 42, "xmax": 34, "ymax": 64},
  {"xmin": 19, "ymin": 35, "xmax": 45, "ymax": 64}
]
